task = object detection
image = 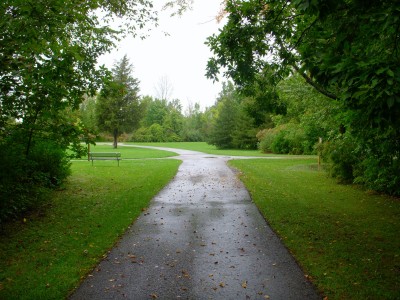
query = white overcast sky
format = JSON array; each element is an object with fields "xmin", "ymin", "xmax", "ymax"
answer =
[{"xmin": 98, "ymin": 1, "xmax": 226, "ymax": 112}]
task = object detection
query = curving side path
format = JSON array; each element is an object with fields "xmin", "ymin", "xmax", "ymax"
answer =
[{"xmin": 70, "ymin": 146, "xmax": 321, "ymax": 299}]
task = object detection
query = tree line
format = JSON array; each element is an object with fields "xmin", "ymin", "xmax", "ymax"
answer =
[{"xmin": 81, "ymin": 54, "xmax": 341, "ymax": 159}]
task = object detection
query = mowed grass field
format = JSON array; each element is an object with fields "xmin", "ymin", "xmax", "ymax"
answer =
[
  {"xmin": 123, "ymin": 141, "xmax": 305, "ymax": 157},
  {"xmin": 229, "ymin": 158, "xmax": 400, "ymax": 299},
  {"xmin": 0, "ymin": 145, "xmax": 181, "ymax": 299},
  {"xmin": 0, "ymin": 142, "xmax": 399, "ymax": 299}
]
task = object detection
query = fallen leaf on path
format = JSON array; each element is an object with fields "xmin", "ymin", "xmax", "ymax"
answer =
[
  {"xmin": 219, "ymin": 282, "xmax": 225, "ymax": 287},
  {"xmin": 242, "ymin": 280, "xmax": 247, "ymax": 288},
  {"xmin": 182, "ymin": 270, "xmax": 190, "ymax": 278},
  {"xmin": 150, "ymin": 293, "xmax": 158, "ymax": 298}
]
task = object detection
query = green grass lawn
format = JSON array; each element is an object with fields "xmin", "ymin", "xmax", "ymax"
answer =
[
  {"xmin": 1, "ymin": 142, "xmax": 398, "ymax": 299},
  {"xmin": 125, "ymin": 141, "xmax": 303, "ymax": 157},
  {"xmin": 80, "ymin": 143, "xmax": 178, "ymax": 159},
  {"xmin": 229, "ymin": 158, "xmax": 400, "ymax": 299},
  {"xmin": 0, "ymin": 153, "xmax": 181, "ymax": 299}
]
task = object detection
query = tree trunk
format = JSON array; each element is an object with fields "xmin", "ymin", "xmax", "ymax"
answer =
[{"xmin": 113, "ymin": 128, "xmax": 118, "ymax": 149}]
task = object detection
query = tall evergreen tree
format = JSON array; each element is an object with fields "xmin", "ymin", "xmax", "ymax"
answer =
[{"xmin": 96, "ymin": 55, "xmax": 142, "ymax": 148}]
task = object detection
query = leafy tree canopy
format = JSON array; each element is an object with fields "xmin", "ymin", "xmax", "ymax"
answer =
[
  {"xmin": 206, "ymin": 0, "xmax": 399, "ymax": 130},
  {"xmin": 0, "ymin": 0, "xmax": 158, "ymax": 221},
  {"xmin": 0, "ymin": 0, "xmax": 157, "ymax": 157},
  {"xmin": 206, "ymin": 0, "xmax": 400, "ymax": 195}
]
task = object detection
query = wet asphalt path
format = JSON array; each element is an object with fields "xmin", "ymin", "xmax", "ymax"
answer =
[{"xmin": 70, "ymin": 147, "xmax": 320, "ymax": 300}]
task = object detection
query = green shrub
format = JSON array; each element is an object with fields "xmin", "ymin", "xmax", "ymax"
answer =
[
  {"xmin": 29, "ymin": 140, "xmax": 71, "ymax": 187},
  {"xmin": 0, "ymin": 142, "xmax": 34, "ymax": 222},
  {"xmin": 271, "ymin": 130, "xmax": 291, "ymax": 153},
  {"xmin": 319, "ymin": 134, "xmax": 359, "ymax": 183},
  {"xmin": 355, "ymin": 154, "xmax": 400, "ymax": 196},
  {"xmin": 148, "ymin": 124, "xmax": 164, "ymax": 142},
  {"xmin": 164, "ymin": 132, "xmax": 182, "ymax": 142},
  {"xmin": 319, "ymin": 133, "xmax": 400, "ymax": 195},
  {"xmin": 181, "ymin": 129, "xmax": 203, "ymax": 142},
  {"xmin": 258, "ymin": 123, "xmax": 310, "ymax": 154},
  {"xmin": 96, "ymin": 132, "xmax": 113, "ymax": 142},
  {"xmin": 0, "ymin": 139, "xmax": 71, "ymax": 223},
  {"xmin": 131, "ymin": 127, "xmax": 151, "ymax": 142},
  {"xmin": 257, "ymin": 128, "xmax": 278, "ymax": 153}
]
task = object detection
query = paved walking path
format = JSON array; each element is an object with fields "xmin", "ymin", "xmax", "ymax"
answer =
[{"xmin": 70, "ymin": 147, "xmax": 320, "ymax": 299}]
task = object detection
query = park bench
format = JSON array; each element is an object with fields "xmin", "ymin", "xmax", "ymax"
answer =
[{"xmin": 89, "ymin": 152, "xmax": 122, "ymax": 166}]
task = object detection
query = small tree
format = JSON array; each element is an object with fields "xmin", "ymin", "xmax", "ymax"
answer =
[
  {"xmin": 182, "ymin": 102, "xmax": 205, "ymax": 142},
  {"xmin": 207, "ymin": 82, "xmax": 239, "ymax": 149},
  {"xmin": 141, "ymin": 98, "xmax": 169, "ymax": 128},
  {"xmin": 96, "ymin": 55, "xmax": 142, "ymax": 148}
]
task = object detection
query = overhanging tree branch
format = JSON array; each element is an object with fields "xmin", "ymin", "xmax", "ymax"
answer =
[
  {"xmin": 275, "ymin": 34, "xmax": 338, "ymax": 100},
  {"xmin": 291, "ymin": 64, "xmax": 337, "ymax": 100},
  {"xmin": 291, "ymin": 17, "xmax": 318, "ymax": 50}
]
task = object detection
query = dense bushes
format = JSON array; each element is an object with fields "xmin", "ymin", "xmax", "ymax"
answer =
[
  {"xmin": 131, "ymin": 124, "xmax": 183, "ymax": 142},
  {"xmin": 258, "ymin": 123, "xmax": 309, "ymax": 154},
  {"xmin": 318, "ymin": 134, "xmax": 400, "ymax": 196},
  {"xmin": 358, "ymin": 155, "xmax": 400, "ymax": 195},
  {"xmin": 319, "ymin": 134, "xmax": 359, "ymax": 183},
  {"xmin": 257, "ymin": 75, "xmax": 340, "ymax": 155},
  {"xmin": 0, "ymin": 139, "xmax": 70, "ymax": 223}
]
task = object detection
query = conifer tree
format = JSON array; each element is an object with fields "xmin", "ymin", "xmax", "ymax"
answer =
[{"xmin": 96, "ymin": 55, "xmax": 142, "ymax": 148}]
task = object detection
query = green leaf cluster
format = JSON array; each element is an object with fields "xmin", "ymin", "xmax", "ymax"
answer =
[{"xmin": 206, "ymin": 0, "xmax": 400, "ymax": 195}]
